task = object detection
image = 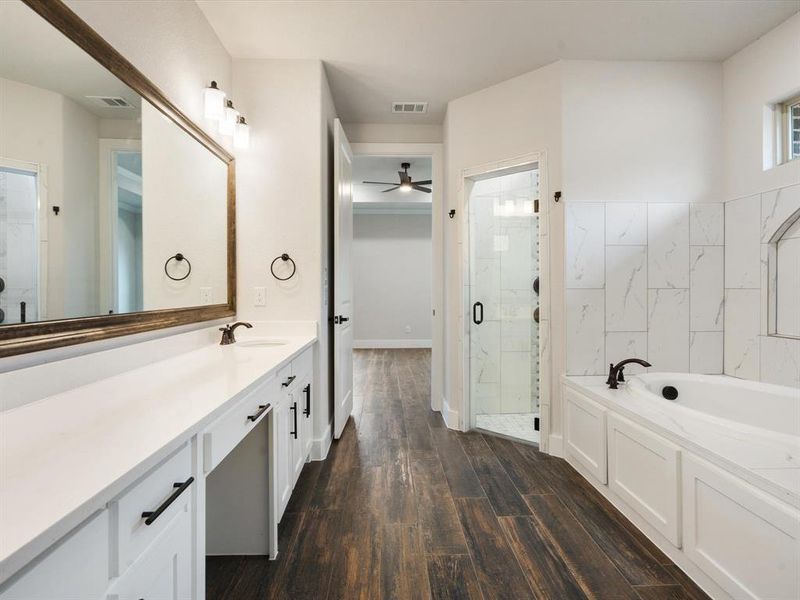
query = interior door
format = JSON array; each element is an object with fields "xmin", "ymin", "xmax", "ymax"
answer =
[{"xmin": 333, "ymin": 118, "xmax": 354, "ymax": 439}]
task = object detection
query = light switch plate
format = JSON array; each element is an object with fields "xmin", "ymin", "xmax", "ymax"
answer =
[
  {"xmin": 254, "ymin": 287, "xmax": 266, "ymax": 306},
  {"xmin": 200, "ymin": 287, "xmax": 212, "ymax": 305}
]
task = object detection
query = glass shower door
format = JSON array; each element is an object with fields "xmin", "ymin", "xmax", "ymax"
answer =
[{"xmin": 469, "ymin": 167, "xmax": 540, "ymax": 443}]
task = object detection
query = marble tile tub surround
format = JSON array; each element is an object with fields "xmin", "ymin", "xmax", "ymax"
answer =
[
  {"xmin": 566, "ymin": 202, "xmax": 724, "ymax": 376},
  {"xmin": 724, "ymin": 182, "xmax": 800, "ymax": 387}
]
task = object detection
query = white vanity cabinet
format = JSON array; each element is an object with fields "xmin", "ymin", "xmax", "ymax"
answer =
[{"xmin": 274, "ymin": 349, "xmax": 314, "ymax": 521}]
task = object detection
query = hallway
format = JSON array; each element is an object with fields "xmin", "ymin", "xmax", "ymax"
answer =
[{"xmin": 207, "ymin": 349, "xmax": 710, "ymax": 600}]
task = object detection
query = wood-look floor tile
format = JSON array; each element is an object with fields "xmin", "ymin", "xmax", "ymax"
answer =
[
  {"xmin": 459, "ymin": 434, "xmax": 531, "ymax": 516},
  {"xmin": 525, "ymin": 493, "xmax": 639, "ymax": 600},
  {"xmin": 381, "ymin": 524, "xmax": 431, "ymax": 600},
  {"xmin": 662, "ymin": 566, "xmax": 713, "ymax": 600},
  {"xmin": 431, "ymin": 428, "xmax": 485, "ymax": 498},
  {"xmin": 541, "ymin": 461, "xmax": 675, "ymax": 586},
  {"xmin": 499, "ymin": 515, "xmax": 588, "ymax": 599},
  {"xmin": 426, "ymin": 555, "xmax": 484, "ymax": 600},
  {"xmin": 411, "ymin": 457, "xmax": 469, "ymax": 555},
  {"xmin": 483, "ymin": 434, "xmax": 553, "ymax": 495},
  {"xmin": 454, "ymin": 497, "xmax": 534, "ymax": 599}
]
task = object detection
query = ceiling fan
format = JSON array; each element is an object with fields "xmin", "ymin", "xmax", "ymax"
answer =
[{"xmin": 362, "ymin": 162, "xmax": 432, "ymax": 193}]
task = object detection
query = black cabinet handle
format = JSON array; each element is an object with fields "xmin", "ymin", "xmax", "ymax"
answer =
[
  {"xmin": 247, "ymin": 403, "xmax": 270, "ymax": 422},
  {"xmin": 141, "ymin": 477, "xmax": 194, "ymax": 525},
  {"xmin": 290, "ymin": 402, "xmax": 298, "ymax": 439},
  {"xmin": 282, "ymin": 375, "xmax": 296, "ymax": 388},
  {"xmin": 303, "ymin": 384, "xmax": 311, "ymax": 417},
  {"xmin": 340, "ymin": 316, "xmax": 349, "ymax": 323},
  {"xmin": 472, "ymin": 301, "xmax": 484, "ymax": 325}
]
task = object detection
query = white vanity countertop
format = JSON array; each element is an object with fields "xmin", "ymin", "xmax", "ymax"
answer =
[
  {"xmin": 0, "ymin": 328, "xmax": 316, "ymax": 582},
  {"xmin": 563, "ymin": 375, "xmax": 800, "ymax": 509}
]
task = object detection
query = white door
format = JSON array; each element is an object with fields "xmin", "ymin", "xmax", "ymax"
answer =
[{"xmin": 333, "ymin": 118, "xmax": 354, "ymax": 439}]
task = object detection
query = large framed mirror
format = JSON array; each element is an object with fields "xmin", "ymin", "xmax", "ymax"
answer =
[{"xmin": 0, "ymin": 0, "xmax": 235, "ymax": 357}]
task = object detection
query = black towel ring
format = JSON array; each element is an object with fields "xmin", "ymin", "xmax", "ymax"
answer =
[
  {"xmin": 270, "ymin": 253, "xmax": 296, "ymax": 281},
  {"xmin": 165, "ymin": 253, "xmax": 192, "ymax": 281}
]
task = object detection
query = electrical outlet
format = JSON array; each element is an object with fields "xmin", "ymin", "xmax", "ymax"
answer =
[
  {"xmin": 404, "ymin": 325, "xmax": 412, "ymax": 334},
  {"xmin": 200, "ymin": 287, "xmax": 212, "ymax": 305},
  {"xmin": 254, "ymin": 286, "xmax": 266, "ymax": 306}
]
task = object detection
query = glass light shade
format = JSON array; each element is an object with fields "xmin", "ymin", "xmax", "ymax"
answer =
[
  {"xmin": 400, "ymin": 183, "xmax": 412, "ymax": 192},
  {"xmin": 219, "ymin": 100, "xmax": 239, "ymax": 136},
  {"xmin": 203, "ymin": 81, "xmax": 225, "ymax": 121},
  {"xmin": 234, "ymin": 116, "xmax": 250, "ymax": 149}
]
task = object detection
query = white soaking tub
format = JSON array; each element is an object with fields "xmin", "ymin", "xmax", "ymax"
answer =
[
  {"xmin": 628, "ymin": 372, "xmax": 800, "ymax": 438},
  {"xmin": 561, "ymin": 373, "xmax": 800, "ymax": 600}
]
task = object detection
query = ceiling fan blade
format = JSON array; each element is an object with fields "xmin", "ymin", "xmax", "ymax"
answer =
[
  {"xmin": 363, "ymin": 181, "xmax": 398, "ymax": 185},
  {"xmin": 382, "ymin": 186, "xmax": 400, "ymax": 193},
  {"xmin": 412, "ymin": 185, "xmax": 432, "ymax": 193},
  {"xmin": 412, "ymin": 179, "xmax": 432, "ymax": 185}
]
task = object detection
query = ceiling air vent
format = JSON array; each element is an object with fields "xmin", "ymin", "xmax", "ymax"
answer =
[
  {"xmin": 86, "ymin": 95, "xmax": 134, "ymax": 108},
  {"xmin": 392, "ymin": 101, "xmax": 428, "ymax": 114}
]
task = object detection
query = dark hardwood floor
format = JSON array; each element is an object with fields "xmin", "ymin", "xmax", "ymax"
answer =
[{"xmin": 207, "ymin": 349, "xmax": 711, "ymax": 600}]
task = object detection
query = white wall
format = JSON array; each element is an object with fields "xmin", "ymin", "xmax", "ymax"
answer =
[
  {"xmin": 353, "ymin": 213, "xmax": 432, "ymax": 347},
  {"xmin": 562, "ymin": 60, "xmax": 723, "ymax": 204},
  {"xmin": 233, "ymin": 58, "xmax": 335, "ymax": 455},
  {"xmin": 66, "ymin": 0, "xmax": 233, "ymax": 151},
  {"xmin": 720, "ymin": 12, "xmax": 800, "ymax": 388},
  {"xmin": 343, "ymin": 123, "xmax": 442, "ymax": 144},
  {"xmin": 443, "ymin": 62, "xmax": 564, "ymax": 435},
  {"xmin": 0, "ymin": 77, "xmax": 100, "ymax": 320},
  {"xmin": 141, "ymin": 102, "xmax": 228, "ymax": 309},
  {"xmin": 722, "ymin": 11, "xmax": 800, "ymax": 202}
]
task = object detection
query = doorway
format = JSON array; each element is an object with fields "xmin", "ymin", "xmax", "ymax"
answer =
[
  {"xmin": 0, "ymin": 160, "xmax": 43, "ymax": 324},
  {"xmin": 467, "ymin": 163, "xmax": 542, "ymax": 444},
  {"xmin": 350, "ymin": 142, "xmax": 444, "ymax": 417}
]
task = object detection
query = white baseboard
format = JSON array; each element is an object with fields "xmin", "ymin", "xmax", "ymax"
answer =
[
  {"xmin": 310, "ymin": 424, "xmax": 332, "ymax": 461},
  {"xmin": 441, "ymin": 397, "xmax": 459, "ymax": 430},
  {"xmin": 354, "ymin": 339, "xmax": 432, "ymax": 349},
  {"xmin": 548, "ymin": 433, "xmax": 563, "ymax": 458}
]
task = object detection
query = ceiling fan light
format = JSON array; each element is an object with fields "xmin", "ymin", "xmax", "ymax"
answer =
[{"xmin": 400, "ymin": 182, "xmax": 412, "ymax": 192}]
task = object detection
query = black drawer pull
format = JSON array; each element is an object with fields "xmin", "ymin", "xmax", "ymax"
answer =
[
  {"xmin": 247, "ymin": 403, "xmax": 270, "ymax": 422},
  {"xmin": 282, "ymin": 375, "xmax": 296, "ymax": 387},
  {"xmin": 303, "ymin": 384, "xmax": 311, "ymax": 417},
  {"xmin": 290, "ymin": 402, "xmax": 298, "ymax": 439},
  {"xmin": 141, "ymin": 477, "xmax": 194, "ymax": 525}
]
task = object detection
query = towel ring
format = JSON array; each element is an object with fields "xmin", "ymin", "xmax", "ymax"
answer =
[
  {"xmin": 164, "ymin": 253, "xmax": 192, "ymax": 281},
  {"xmin": 270, "ymin": 253, "xmax": 296, "ymax": 281}
]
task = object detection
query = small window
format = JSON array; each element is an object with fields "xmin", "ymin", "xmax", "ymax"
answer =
[{"xmin": 777, "ymin": 95, "xmax": 800, "ymax": 165}]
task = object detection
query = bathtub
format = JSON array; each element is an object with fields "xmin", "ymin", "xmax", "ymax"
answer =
[
  {"xmin": 628, "ymin": 372, "xmax": 800, "ymax": 438},
  {"xmin": 561, "ymin": 373, "xmax": 800, "ymax": 600}
]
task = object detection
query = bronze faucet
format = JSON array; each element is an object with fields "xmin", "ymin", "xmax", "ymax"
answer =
[
  {"xmin": 219, "ymin": 321, "xmax": 253, "ymax": 345},
  {"xmin": 606, "ymin": 358, "xmax": 651, "ymax": 389}
]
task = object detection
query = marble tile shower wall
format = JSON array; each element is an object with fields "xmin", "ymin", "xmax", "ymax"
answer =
[
  {"xmin": 724, "ymin": 182, "xmax": 800, "ymax": 388},
  {"xmin": 565, "ymin": 202, "xmax": 725, "ymax": 376}
]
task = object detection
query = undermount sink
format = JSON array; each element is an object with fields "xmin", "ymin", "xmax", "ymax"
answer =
[{"xmin": 235, "ymin": 338, "xmax": 288, "ymax": 348}]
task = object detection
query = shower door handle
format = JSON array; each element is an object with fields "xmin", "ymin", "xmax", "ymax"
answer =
[{"xmin": 472, "ymin": 302, "xmax": 484, "ymax": 325}]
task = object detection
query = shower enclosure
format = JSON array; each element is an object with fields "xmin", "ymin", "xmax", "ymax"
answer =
[{"xmin": 468, "ymin": 166, "xmax": 540, "ymax": 443}]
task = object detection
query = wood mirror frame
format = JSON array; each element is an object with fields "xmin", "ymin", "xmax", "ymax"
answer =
[{"xmin": 0, "ymin": 0, "xmax": 236, "ymax": 358}]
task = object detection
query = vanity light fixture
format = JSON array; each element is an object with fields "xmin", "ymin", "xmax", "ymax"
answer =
[
  {"xmin": 203, "ymin": 81, "xmax": 225, "ymax": 121},
  {"xmin": 219, "ymin": 100, "xmax": 239, "ymax": 136},
  {"xmin": 234, "ymin": 116, "xmax": 250, "ymax": 149}
]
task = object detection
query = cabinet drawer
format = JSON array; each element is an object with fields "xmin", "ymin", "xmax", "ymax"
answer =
[
  {"xmin": 109, "ymin": 505, "xmax": 192, "ymax": 600},
  {"xmin": 0, "ymin": 511, "xmax": 109, "ymax": 600},
  {"xmin": 607, "ymin": 413, "xmax": 681, "ymax": 547},
  {"xmin": 564, "ymin": 387, "xmax": 607, "ymax": 484},
  {"xmin": 204, "ymin": 375, "xmax": 275, "ymax": 473},
  {"xmin": 292, "ymin": 349, "xmax": 313, "ymax": 379},
  {"xmin": 682, "ymin": 455, "xmax": 800, "ymax": 600},
  {"xmin": 114, "ymin": 444, "xmax": 193, "ymax": 573}
]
